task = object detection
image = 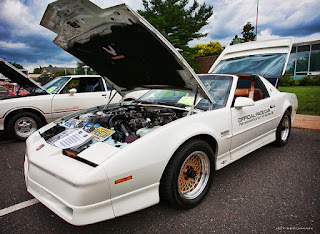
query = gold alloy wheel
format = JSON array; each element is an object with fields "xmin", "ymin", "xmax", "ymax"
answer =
[{"xmin": 178, "ymin": 151, "xmax": 210, "ymax": 200}]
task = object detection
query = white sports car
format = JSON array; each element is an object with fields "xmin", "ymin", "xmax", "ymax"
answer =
[{"xmin": 24, "ymin": 0, "xmax": 298, "ymax": 226}]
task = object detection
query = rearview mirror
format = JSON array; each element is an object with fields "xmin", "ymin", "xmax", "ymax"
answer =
[
  {"xmin": 69, "ymin": 88, "xmax": 77, "ymax": 96},
  {"xmin": 234, "ymin": 97, "xmax": 255, "ymax": 109}
]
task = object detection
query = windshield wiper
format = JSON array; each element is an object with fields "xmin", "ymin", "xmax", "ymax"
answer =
[
  {"xmin": 135, "ymin": 100, "xmax": 187, "ymax": 108},
  {"xmin": 157, "ymin": 101, "xmax": 187, "ymax": 108}
]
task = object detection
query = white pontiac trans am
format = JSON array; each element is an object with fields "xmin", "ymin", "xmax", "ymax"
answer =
[{"xmin": 24, "ymin": 0, "xmax": 298, "ymax": 226}]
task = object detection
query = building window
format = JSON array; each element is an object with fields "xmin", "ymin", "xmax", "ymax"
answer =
[
  {"xmin": 296, "ymin": 45, "xmax": 310, "ymax": 72},
  {"xmin": 310, "ymin": 43, "xmax": 320, "ymax": 72},
  {"xmin": 286, "ymin": 50, "xmax": 296, "ymax": 76}
]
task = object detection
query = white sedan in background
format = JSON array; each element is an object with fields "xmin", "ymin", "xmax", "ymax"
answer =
[
  {"xmin": 0, "ymin": 59, "xmax": 145, "ymax": 140},
  {"xmin": 24, "ymin": 0, "xmax": 297, "ymax": 226}
]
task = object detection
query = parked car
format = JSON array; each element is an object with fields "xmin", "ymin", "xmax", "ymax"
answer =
[
  {"xmin": 7, "ymin": 83, "xmax": 30, "ymax": 96},
  {"xmin": 0, "ymin": 86, "xmax": 9, "ymax": 96},
  {"xmin": 24, "ymin": 0, "xmax": 297, "ymax": 226},
  {"xmin": 0, "ymin": 60, "xmax": 146, "ymax": 140}
]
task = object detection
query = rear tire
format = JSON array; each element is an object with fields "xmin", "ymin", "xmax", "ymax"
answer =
[
  {"xmin": 275, "ymin": 110, "xmax": 291, "ymax": 147},
  {"xmin": 7, "ymin": 112, "xmax": 43, "ymax": 141},
  {"xmin": 160, "ymin": 139, "xmax": 214, "ymax": 209}
]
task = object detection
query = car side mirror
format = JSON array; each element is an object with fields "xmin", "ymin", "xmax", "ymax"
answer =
[
  {"xmin": 69, "ymin": 88, "xmax": 77, "ymax": 96},
  {"xmin": 234, "ymin": 97, "xmax": 255, "ymax": 109}
]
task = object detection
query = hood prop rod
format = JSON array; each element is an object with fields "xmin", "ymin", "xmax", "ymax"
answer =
[
  {"xmin": 187, "ymin": 86, "xmax": 199, "ymax": 116},
  {"xmin": 107, "ymin": 88, "xmax": 118, "ymax": 105}
]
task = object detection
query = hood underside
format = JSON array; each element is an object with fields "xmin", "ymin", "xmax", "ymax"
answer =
[
  {"xmin": 0, "ymin": 59, "xmax": 48, "ymax": 92},
  {"xmin": 40, "ymin": 0, "xmax": 212, "ymax": 102}
]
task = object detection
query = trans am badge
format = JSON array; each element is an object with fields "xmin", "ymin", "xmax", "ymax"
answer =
[{"xmin": 102, "ymin": 45, "xmax": 125, "ymax": 60}]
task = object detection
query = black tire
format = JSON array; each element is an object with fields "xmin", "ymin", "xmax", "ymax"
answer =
[
  {"xmin": 7, "ymin": 112, "xmax": 43, "ymax": 141},
  {"xmin": 160, "ymin": 139, "xmax": 214, "ymax": 209},
  {"xmin": 275, "ymin": 110, "xmax": 291, "ymax": 147}
]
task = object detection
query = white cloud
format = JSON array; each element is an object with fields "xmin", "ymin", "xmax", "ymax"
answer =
[
  {"xmin": 0, "ymin": 0, "xmax": 53, "ymax": 37},
  {"xmin": 293, "ymin": 32, "xmax": 320, "ymax": 44},
  {"xmin": 202, "ymin": 0, "xmax": 320, "ymax": 44},
  {"xmin": 258, "ymin": 0, "xmax": 320, "ymax": 28},
  {"xmin": 0, "ymin": 41, "xmax": 29, "ymax": 49},
  {"xmin": 91, "ymin": 0, "xmax": 143, "ymax": 10},
  {"xmin": 257, "ymin": 29, "xmax": 280, "ymax": 41}
]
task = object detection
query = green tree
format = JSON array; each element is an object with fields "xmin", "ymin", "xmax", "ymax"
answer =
[
  {"xmin": 75, "ymin": 62, "xmax": 98, "ymax": 75},
  {"xmin": 9, "ymin": 62, "xmax": 23, "ymax": 69},
  {"xmin": 33, "ymin": 66, "xmax": 42, "ymax": 74},
  {"xmin": 193, "ymin": 41, "xmax": 224, "ymax": 57},
  {"xmin": 230, "ymin": 35, "xmax": 243, "ymax": 45},
  {"xmin": 75, "ymin": 62, "xmax": 85, "ymax": 75},
  {"xmin": 241, "ymin": 22, "xmax": 256, "ymax": 42},
  {"xmin": 54, "ymin": 70, "xmax": 71, "ymax": 77},
  {"xmin": 138, "ymin": 0, "xmax": 213, "ymax": 49}
]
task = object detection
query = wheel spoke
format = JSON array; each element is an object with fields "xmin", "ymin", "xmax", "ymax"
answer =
[
  {"xmin": 178, "ymin": 151, "xmax": 210, "ymax": 200},
  {"xmin": 14, "ymin": 116, "xmax": 37, "ymax": 138}
]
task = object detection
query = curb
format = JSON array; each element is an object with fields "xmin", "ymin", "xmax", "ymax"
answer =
[{"xmin": 292, "ymin": 114, "xmax": 320, "ymax": 131}]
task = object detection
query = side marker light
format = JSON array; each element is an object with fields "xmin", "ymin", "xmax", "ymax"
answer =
[{"xmin": 115, "ymin": 176, "xmax": 132, "ymax": 184}]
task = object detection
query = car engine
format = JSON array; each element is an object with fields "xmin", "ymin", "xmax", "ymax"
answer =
[{"xmin": 41, "ymin": 104, "xmax": 187, "ymax": 150}]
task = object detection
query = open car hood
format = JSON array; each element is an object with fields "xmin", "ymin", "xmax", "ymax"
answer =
[
  {"xmin": 40, "ymin": 0, "xmax": 213, "ymax": 102},
  {"xmin": 209, "ymin": 38, "xmax": 293, "ymax": 86},
  {"xmin": 0, "ymin": 59, "xmax": 49, "ymax": 93}
]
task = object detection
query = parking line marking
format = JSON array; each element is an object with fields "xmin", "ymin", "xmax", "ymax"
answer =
[
  {"xmin": 0, "ymin": 139, "xmax": 15, "ymax": 145},
  {"xmin": 0, "ymin": 198, "xmax": 39, "ymax": 217}
]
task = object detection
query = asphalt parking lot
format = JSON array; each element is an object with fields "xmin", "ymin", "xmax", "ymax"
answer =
[{"xmin": 0, "ymin": 128, "xmax": 319, "ymax": 233}]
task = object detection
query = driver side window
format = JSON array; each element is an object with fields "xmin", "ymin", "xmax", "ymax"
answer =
[
  {"xmin": 61, "ymin": 79, "xmax": 80, "ymax": 94},
  {"xmin": 60, "ymin": 77, "xmax": 105, "ymax": 94},
  {"xmin": 234, "ymin": 77, "xmax": 269, "ymax": 102}
]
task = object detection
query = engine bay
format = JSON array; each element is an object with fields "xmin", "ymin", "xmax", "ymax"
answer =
[{"xmin": 41, "ymin": 104, "xmax": 187, "ymax": 151}]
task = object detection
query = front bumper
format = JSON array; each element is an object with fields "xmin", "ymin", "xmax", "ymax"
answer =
[
  {"xmin": 24, "ymin": 133, "xmax": 115, "ymax": 225},
  {"xmin": 26, "ymin": 174, "xmax": 114, "ymax": 225}
]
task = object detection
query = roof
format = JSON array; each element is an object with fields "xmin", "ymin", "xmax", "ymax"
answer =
[{"xmin": 42, "ymin": 67, "xmax": 75, "ymax": 74}]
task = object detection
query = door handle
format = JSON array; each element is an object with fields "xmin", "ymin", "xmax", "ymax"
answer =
[
  {"xmin": 102, "ymin": 94, "xmax": 107, "ymax": 96},
  {"xmin": 270, "ymin": 105, "xmax": 275, "ymax": 109}
]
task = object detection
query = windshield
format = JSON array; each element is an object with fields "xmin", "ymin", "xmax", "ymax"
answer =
[
  {"xmin": 35, "ymin": 77, "xmax": 70, "ymax": 94},
  {"xmin": 139, "ymin": 75, "xmax": 232, "ymax": 110},
  {"xmin": 211, "ymin": 53, "xmax": 287, "ymax": 78}
]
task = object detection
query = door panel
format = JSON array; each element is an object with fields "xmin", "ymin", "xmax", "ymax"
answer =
[
  {"xmin": 51, "ymin": 77, "xmax": 108, "ymax": 119},
  {"xmin": 230, "ymin": 98, "xmax": 278, "ymax": 159}
]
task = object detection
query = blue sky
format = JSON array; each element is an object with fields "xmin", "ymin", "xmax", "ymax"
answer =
[{"xmin": 0, "ymin": 0, "xmax": 319, "ymax": 72}]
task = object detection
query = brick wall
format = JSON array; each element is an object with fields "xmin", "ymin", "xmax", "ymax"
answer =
[{"xmin": 194, "ymin": 55, "xmax": 219, "ymax": 74}]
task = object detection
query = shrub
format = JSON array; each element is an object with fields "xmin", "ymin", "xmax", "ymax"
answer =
[
  {"xmin": 279, "ymin": 73, "xmax": 296, "ymax": 86},
  {"xmin": 279, "ymin": 74, "xmax": 320, "ymax": 86},
  {"xmin": 296, "ymin": 75, "xmax": 320, "ymax": 86}
]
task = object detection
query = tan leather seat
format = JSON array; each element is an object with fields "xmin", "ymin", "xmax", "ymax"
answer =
[
  {"xmin": 254, "ymin": 88, "xmax": 263, "ymax": 101},
  {"xmin": 235, "ymin": 88, "xmax": 249, "ymax": 98}
]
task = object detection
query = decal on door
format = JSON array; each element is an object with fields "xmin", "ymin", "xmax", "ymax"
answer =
[{"xmin": 238, "ymin": 108, "xmax": 273, "ymax": 126}]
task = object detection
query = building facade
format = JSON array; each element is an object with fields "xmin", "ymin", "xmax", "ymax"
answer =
[{"xmin": 286, "ymin": 40, "xmax": 320, "ymax": 79}]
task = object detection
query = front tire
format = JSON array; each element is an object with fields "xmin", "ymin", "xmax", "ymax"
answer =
[
  {"xmin": 7, "ymin": 112, "xmax": 43, "ymax": 141},
  {"xmin": 160, "ymin": 139, "xmax": 214, "ymax": 209},
  {"xmin": 275, "ymin": 110, "xmax": 291, "ymax": 147}
]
